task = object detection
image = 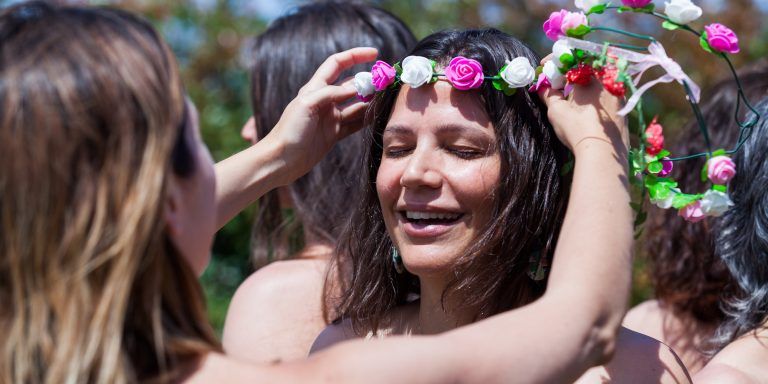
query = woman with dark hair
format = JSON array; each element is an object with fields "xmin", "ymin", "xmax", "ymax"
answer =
[
  {"xmin": 692, "ymin": 96, "xmax": 768, "ymax": 382},
  {"xmin": 223, "ymin": 2, "xmax": 417, "ymax": 363},
  {"xmin": 312, "ymin": 29, "xmax": 688, "ymax": 382},
  {"xmin": 624, "ymin": 62, "xmax": 768, "ymax": 373},
  {"xmin": 1, "ymin": 2, "xmax": 654, "ymax": 382}
]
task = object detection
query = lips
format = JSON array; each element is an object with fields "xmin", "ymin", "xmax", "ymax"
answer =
[{"xmin": 398, "ymin": 209, "xmax": 465, "ymax": 238}]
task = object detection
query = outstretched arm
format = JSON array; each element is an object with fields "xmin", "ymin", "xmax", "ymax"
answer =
[{"xmin": 213, "ymin": 47, "xmax": 376, "ymax": 230}]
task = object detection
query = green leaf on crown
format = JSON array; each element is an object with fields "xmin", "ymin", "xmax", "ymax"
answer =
[
  {"xmin": 699, "ymin": 32, "xmax": 714, "ymax": 54},
  {"xmin": 662, "ymin": 21, "xmax": 681, "ymax": 31},
  {"xmin": 671, "ymin": 193, "xmax": 703, "ymax": 209},
  {"xmin": 647, "ymin": 161, "xmax": 663, "ymax": 174},
  {"xmin": 587, "ymin": 3, "xmax": 608, "ymax": 15},
  {"xmin": 566, "ymin": 25, "xmax": 592, "ymax": 39},
  {"xmin": 559, "ymin": 53, "xmax": 575, "ymax": 68}
]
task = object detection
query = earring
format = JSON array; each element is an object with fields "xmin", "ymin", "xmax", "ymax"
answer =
[
  {"xmin": 527, "ymin": 248, "xmax": 549, "ymax": 281},
  {"xmin": 391, "ymin": 247, "xmax": 404, "ymax": 274}
]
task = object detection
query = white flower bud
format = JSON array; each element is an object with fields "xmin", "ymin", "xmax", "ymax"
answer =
[
  {"xmin": 542, "ymin": 60, "xmax": 565, "ymax": 90},
  {"xmin": 664, "ymin": 0, "xmax": 702, "ymax": 25},
  {"xmin": 500, "ymin": 57, "xmax": 535, "ymax": 88},
  {"xmin": 353, "ymin": 72, "xmax": 375, "ymax": 98},
  {"xmin": 552, "ymin": 39, "xmax": 573, "ymax": 68},
  {"xmin": 575, "ymin": 0, "xmax": 608, "ymax": 12},
  {"xmin": 699, "ymin": 189, "xmax": 734, "ymax": 217},
  {"xmin": 400, "ymin": 56, "xmax": 434, "ymax": 88}
]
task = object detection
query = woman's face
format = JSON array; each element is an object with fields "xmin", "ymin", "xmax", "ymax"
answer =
[
  {"xmin": 167, "ymin": 102, "xmax": 217, "ymax": 276},
  {"xmin": 377, "ymin": 81, "xmax": 501, "ymax": 277}
]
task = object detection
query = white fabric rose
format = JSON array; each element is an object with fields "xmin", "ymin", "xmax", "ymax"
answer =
[
  {"xmin": 501, "ymin": 57, "xmax": 535, "ymax": 88},
  {"xmin": 551, "ymin": 39, "xmax": 573, "ymax": 68},
  {"xmin": 353, "ymin": 72, "xmax": 376, "ymax": 98},
  {"xmin": 542, "ymin": 60, "xmax": 565, "ymax": 90},
  {"xmin": 664, "ymin": 0, "xmax": 702, "ymax": 25},
  {"xmin": 400, "ymin": 56, "xmax": 434, "ymax": 88},
  {"xmin": 699, "ymin": 189, "xmax": 734, "ymax": 217},
  {"xmin": 575, "ymin": 0, "xmax": 608, "ymax": 12},
  {"xmin": 651, "ymin": 188, "xmax": 680, "ymax": 209}
]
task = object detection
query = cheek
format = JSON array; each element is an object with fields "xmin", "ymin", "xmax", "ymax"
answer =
[
  {"xmin": 376, "ymin": 159, "xmax": 402, "ymax": 207},
  {"xmin": 447, "ymin": 157, "xmax": 501, "ymax": 209}
]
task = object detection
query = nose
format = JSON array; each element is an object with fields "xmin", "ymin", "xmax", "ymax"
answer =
[
  {"xmin": 400, "ymin": 147, "xmax": 442, "ymax": 190},
  {"xmin": 241, "ymin": 117, "xmax": 258, "ymax": 144}
]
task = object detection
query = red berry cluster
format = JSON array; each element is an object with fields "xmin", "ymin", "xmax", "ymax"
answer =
[
  {"xmin": 596, "ymin": 65, "xmax": 626, "ymax": 98},
  {"xmin": 566, "ymin": 64, "xmax": 594, "ymax": 86},
  {"xmin": 645, "ymin": 116, "xmax": 665, "ymax": 156}
]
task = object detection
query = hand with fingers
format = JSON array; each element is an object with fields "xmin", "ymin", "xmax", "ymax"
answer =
[
  {"xmin": 263, "ymin": 47, "xmax": 378, "ymax": 184},
  {"xmin": 537, "ymin": 55, "xmax": 629, "ymax": 155}
]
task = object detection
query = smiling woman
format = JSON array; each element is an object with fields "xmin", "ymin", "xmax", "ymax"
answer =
[
  {"xmin": 312, "ymin": 28, "xmax": 690, "ymax": 383},
  {"xmin": 318, "ymin": 29, "xmax": 570, "ymax": 338}
]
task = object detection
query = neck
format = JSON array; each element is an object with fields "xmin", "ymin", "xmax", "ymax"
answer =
[
  {"xmin": 414, "ymin": 275, "xmax": 475, "ymax": 335},
  {"xmin": 296, "ymin": 230, "xmax": 333, "ymax": 260}
]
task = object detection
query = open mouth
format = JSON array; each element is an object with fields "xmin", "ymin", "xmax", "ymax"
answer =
[{"xmin": 401, "ymin": 210, "xmax": 464, "ymax": 225}]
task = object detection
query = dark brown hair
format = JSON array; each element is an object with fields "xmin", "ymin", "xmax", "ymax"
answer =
[
  {"xmin": 330, "ymin": 29, "xmax": 571, "ymax": 334},
  {"xmin": 642, "ymin": 61, "xmax": 768, "ymax": 329},
  {"xmin": 0, "ymin": 2, "xmax": 218, "ymax": 382},
  {"xmin": 247, "ymin": 1, "xmax": 416, "ymax": 266}
]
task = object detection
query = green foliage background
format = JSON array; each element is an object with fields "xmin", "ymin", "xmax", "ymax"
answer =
[{"xmin": 11, "ymin": 0, "xmax": 764, "ymax": 333}]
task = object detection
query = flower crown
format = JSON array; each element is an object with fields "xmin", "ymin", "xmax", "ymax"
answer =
[
  {"xmin": 353, "ymin": 55, "xmax": 537, "ymax": 101},
  {"xmin": 536, "ymin": 0, "xmax": 761, "ymax": 226}
]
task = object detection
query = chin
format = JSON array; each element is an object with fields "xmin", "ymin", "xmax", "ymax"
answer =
[{"xmin": 400, "ymin": 244, "xmax": 463, "ymax": 276}]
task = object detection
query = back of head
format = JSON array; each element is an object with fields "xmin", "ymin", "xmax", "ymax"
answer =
[
  {"xmin": 642, "ymin": 62, "xmax": 768, "ymax": 329},
  {"xmin": 248, "ymin": 1, "xmax": 416, "ymax": 265},
  {"xmin": 335, "ymin": 28, "xmax": 570, "ymax": 333},
  {"xmin": 711, "ymin": 96, "xmax": 768, "ymax": 348},
  {"xmin": 0, "ymin": 2, "xmax": 216, "ymax": 382}
]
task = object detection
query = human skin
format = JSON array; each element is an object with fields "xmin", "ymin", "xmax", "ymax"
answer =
[
  {"xmin": 693, "ymin": 324, "xmax": 768, "ymax": 383},
  {"xmin": 624, "ymin": 299, "xmax": 715, "ymax": 373},
  {"xmin": 179, "ymin": 48, "xmax": 639, "ymax": 383}
]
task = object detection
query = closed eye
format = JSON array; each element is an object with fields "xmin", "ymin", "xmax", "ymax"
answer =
[{"xmin": 384, "ymin": 146, "xmax": 413, "ymax": 158}]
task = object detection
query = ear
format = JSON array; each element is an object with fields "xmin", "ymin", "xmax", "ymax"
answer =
[
  {"xmin": 164, "ymin": 175, "xmax": 184, "ymax": 240},
  {"xmin": 240, "ymin": 116, "xmax": 259, "ymax": 144}
]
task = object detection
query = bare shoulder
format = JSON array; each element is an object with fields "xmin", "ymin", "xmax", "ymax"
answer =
[
  {"xmin": 222, "ymin": 259, "xmax": 330, "ymax": 363},
  {"xmin": 310, "ymin": 317, "xmax": 360, "ymax": 355},
  {"xmin": 623, "ymin": 300, "xmax": 665, "ymax": 335},
  {"xmin": 575, "ymin": 326, "xmax": 692, "ymax": 383},
  {"xmin": 695, "ymin": 331, "xmax": 768, "ymax": 384}
]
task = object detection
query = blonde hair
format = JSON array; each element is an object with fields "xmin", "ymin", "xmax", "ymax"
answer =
[{"xmin": 0, "ymin": 3, "xmax": 218, "ymax": 383}]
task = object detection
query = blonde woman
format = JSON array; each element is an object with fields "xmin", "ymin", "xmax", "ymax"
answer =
[{"xmin": 2, "ymin": 2, "xmax": 634, "ymax": 383}]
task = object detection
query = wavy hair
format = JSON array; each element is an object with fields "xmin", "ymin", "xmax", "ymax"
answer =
[
  {"xmin": 0, "ymin": 3, "xmax": 218, "ymax": 382},
  {"xmin": 247, "ymin": 1, "xmax": 416, "ymax": 267},
  {"xmin": 329, "ymin": 29, "xmax": 571, "ymax": 334},
  {"xmin": 642, "ymin": 62, "xmax": 768, "ymax": 332},
  {"xmin": 710, "ymin": 96, "xmax": 768, "ymax": 348}
]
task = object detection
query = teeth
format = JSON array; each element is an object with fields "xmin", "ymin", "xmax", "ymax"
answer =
[{"xmin": 405, "ymin": 211, "xmax": 460, "ymax": 220}]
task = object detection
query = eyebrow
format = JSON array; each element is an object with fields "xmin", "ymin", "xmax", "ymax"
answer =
[{"xmin": 383, "ymin": 124, "xmax": 493, "ymax": 139}]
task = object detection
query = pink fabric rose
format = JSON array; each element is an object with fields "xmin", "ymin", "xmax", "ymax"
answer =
[
  {"xmin": 561, "ymin": 12, "xmax": 588, "ymax": 34},
  {"xmin": 658, "ymin": 158, "xmax": 674, "ymax": 177},
  {"xmin": 371, "ymin": 61, "xmax": 396, "ymax": 91},
  {"xmin": 707, "ymin": 155, "xmax": 736, "ymax": 184},
  {"xmin": 529, "ymin": 75, "xmax": 551, "ymax": 92},
  {"xmin": 705, "ymin": 24, "xmax": 740, "ymax": 54},
  {"xmin": 678, "ymin": 201, "xmax": 706, "ymax": 223},
  {"xmin": 622, "ymin": 0, "xmax": 652, "ymax": 7},
  {"xmin": 445, "ymin": 56, "xmax": 484, "ymax": 90},
  {"xmin": 543, "ymin": 10, "xmax": 567, "ymax": 41}
]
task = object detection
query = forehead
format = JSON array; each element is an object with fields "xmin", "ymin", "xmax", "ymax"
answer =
[{"xmin": 386, "ymin": 81, "xmax": 493, "ymax": 133}]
